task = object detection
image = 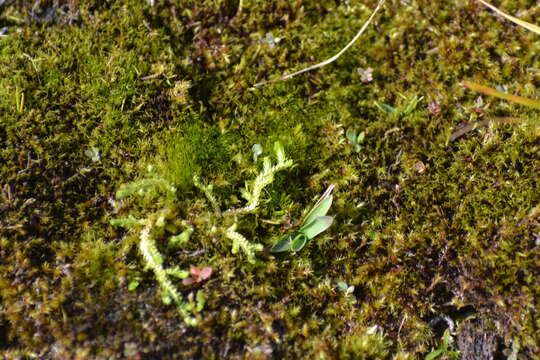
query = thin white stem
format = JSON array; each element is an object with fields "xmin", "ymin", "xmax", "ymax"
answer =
[{"xmin": 254, "ymin": 0, "xmax": 386, "ymax": 87}]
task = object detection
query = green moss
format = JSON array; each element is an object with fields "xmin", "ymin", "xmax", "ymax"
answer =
[
  {"xmin": 163, "ymin": 118, "xmax": 236, "ymax": 189},
  {"xmin": 1, "ymin": 0, "xmax": 539, "ymax": 358},
  {"xmin": 339, "ymin": 328, "xmax": 392, "ymax": 360}
]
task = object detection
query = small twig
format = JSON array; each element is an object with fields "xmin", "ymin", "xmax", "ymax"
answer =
[
  {"xmin": 141, "ymin": 71, "xmax": 163, "ymax": 81},
  {"xmin": 474, "ymin": 0, "xmax": 540, "ymax": 35},
  {"xmin": 253, "ymin": 0, "xmax": 385, "ymax": 87},
  {"xmin": 449, "ymin": 117, "xmax": 520, "ymax": 142},
  {"xmin": 182, "ymin": 249, "xmax": 206, "ymax": 257}
]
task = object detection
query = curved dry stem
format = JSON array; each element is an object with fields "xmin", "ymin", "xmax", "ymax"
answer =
[
  {"xmin": 475, "ymin": 0, "xmax": 540, "ymax": 35},
  {"xmin": 449, "ymin": 117, "xmax": 520, "ymax": 142},
  {"xmin": 253, "ymin": 0, "xmax": 386, "ymax": 87}
]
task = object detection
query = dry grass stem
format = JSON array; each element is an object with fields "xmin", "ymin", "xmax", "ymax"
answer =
[{"xmin": 254, "ymin": 0, "xmax": 385, "ymax": 87}]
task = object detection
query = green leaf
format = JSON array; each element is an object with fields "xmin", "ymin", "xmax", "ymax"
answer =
[
  {"xmin": 166, "ymin": 267, "xmax": 189, "ymax": 279},
  {"xmin": 425, "ymin": 349, "xmax": 444, "ymax": 360},
  {"xmin": 290, "ymin": 233, "xmax": 308, "ymax": 252},
  {"xmin": 346, "ymin": 129, "xmax": 358, "ymax": 143},
  {"xmin": 270, "ymin": 234, "xmax": 294, "ymax": 252},
  {"xmin": 128, "ymin": 280, "xmax": 139, "ymax": 291},
  {"xmin": 337, "ymin": 281, "xmax": 349, "ymax": 292},
  {"xmin": 299, "ymin": 216, "xmax": 333, "ymax": 240},
  {"xmin": 375, "ymin": 101, "xmax": 396, "ymax": 113},
  {"xmin": 426, "ymin": 349, "xmax": 443, "ymax": 360},
  {"xmin": 301, "ymin": 185, "xmax": 335, "ymax": 228},
  {"xmin": 302, "ymin": 197, "xmax": 333, "ymax": 227},
  {"xmin": 402, "ymin": 95, "xmax": 423, "ymax": 115},
  {"xmin": 441, "ymin": 329, "xmax": 451, "ymax": 350},
  {"xmin": 271, "ymin": 185, "xmax": 335, "ymax": 253}
]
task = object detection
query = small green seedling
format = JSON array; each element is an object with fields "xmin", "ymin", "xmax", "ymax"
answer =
[
  {"xmin": 195, "ymin": 290, "xmax": 206, "ymax": 312},
  {"xmin": 15, "ymin": 85, "xmax": 24, "ymax": 114},
  {"xmin": 374, "ymin": 101, "xmax": 395, "ymax": 114},
  {"xmin": 84, "ymin": 147, "xmax": 101, "ymax": 163},
  {"xmin": 337, "ymin": 281, "xmax": 356, "ymax": 301},
  {"xmin": 168, "ymin": 224, "xmax": 194, "ymax": 249},
  {"xmin": 346, "ymin": 129, "xmax": 365, "ymax": 152},
  {"xmin": 400, "ymin": 93, "xmax": 423, "ymax": 116},
  {"xmin": 270, "ymin": 185, "xmax": 335, "ymax": 253},
  {"xmin": 425, "ymin": 329, "xmax": 459, "ymax": 360},
  {"xmin": 375, "ymin": 94, "xmax": 423, "ymax": 116}
]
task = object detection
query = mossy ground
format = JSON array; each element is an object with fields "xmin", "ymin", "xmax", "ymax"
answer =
[{"xmin": 1, "ymin": 0, "xmax": 539, "ymax": 358}]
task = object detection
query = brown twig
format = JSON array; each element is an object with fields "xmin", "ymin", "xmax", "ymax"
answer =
[{"xmin": 449, "ymin": 117, "xmax": 520, "ymax": 142}]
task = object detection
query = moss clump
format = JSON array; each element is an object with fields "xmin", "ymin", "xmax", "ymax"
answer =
[
  {"xmin": 164, "ymin": 119, "xmax": 236, "ymax": 190},
  {"xmin": 339, "ymin": 327, "xmax": 393, "ymax": 360}
]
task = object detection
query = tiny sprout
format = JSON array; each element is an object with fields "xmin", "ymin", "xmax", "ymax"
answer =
[
  {"xmin": 195, "ymin": 290, "xmax": 206, "ymax": 312},
  {"xmin": 346, "ymin": 129, "xmax": 365, "ymax": 152},
  {"xmin": 259, "ymin": 32, "xmax": 281, "ymax": 48},
  {"xmin": 84, "ymin": 147, "xmax": 100, "ymax": 162},
  {"xmin": 374, "ymin": 101, "xmax": 395, "ymax": 114},
  {"xmin": 425, "ymin": 329, "xmax": 458, "ymax": 360},
  {"xmin": 168, "ymin": 225, "xmax": 194, "ymax": 249},
  {"xmin": 271, "ymin": 185, "xmax": 335, "ymax": 253},
  {"xmin": 337, "ymin": 281, "xmax": 356, "ymax": 300},
  {"xmin": 375, "ymin": 94, "xmax": 423, "ymax": 116},
  {"xmin": 400, "ymin": 93, "xmax": 423, "ymax": 116}
]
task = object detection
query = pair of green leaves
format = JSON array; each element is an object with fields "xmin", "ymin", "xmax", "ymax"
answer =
[
  {"xmin": 270, "ymin": 185, "xmax": 335, "ymax": 253},
  {"xmin": 346, "ymin": 129, "xmax": 365, "ymax": 152},
  {"xmin": 375, "ymin": 94, "xmax": 423, "ymax": 116}
]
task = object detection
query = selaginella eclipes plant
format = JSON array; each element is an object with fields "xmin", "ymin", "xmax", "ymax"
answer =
[{"xmin": 111, "ymin": 141, "xmax": 334, "ymax": 324}]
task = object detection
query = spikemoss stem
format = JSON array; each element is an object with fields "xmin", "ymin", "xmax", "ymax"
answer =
[
  {"xmin": 224, "ymin": 224, "xmax": 264, "ymax": 264},
  {"xmin": 193, "ymin": 175, "xmax": 221, "ymax": 215},
  {"xmin": 139, "ymin": 220, "xmax": 195, "ymax": 324},
  {"xmin": 225, "ymin": 156, "xmax": 293, "ymax": 215}
]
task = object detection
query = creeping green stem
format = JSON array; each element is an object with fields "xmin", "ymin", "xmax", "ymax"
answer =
[{"xmin": 139, "ymin": 220, "xmax": 196, "ymax": 324}]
